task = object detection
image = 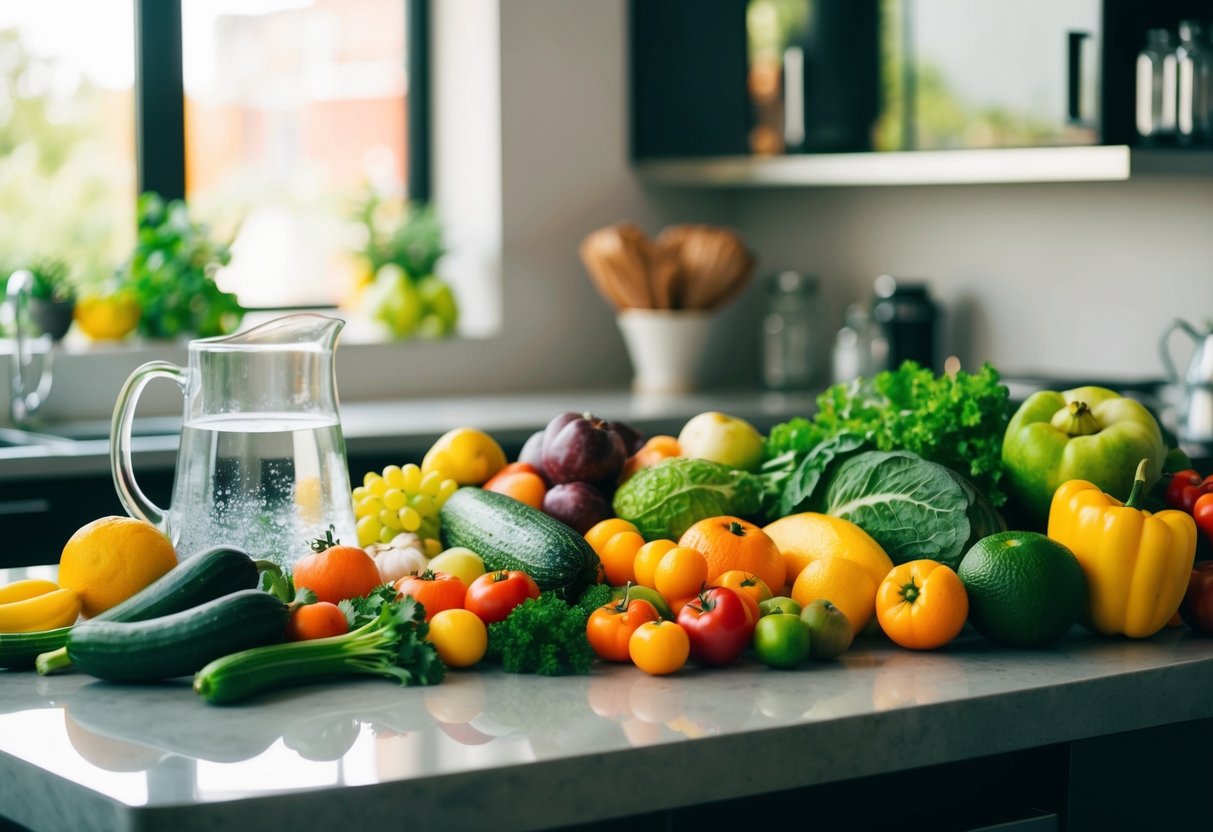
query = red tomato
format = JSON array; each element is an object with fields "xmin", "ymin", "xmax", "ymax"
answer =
[
  {"xmin": 394, "ymin": 570, "xmax": 468, "ymax": 621},
  {"xmin": 1180, "ymin": 561, "xmax": 1213, "ymax": 634},
  {"xmin": 464, "ymin": 570, "xmax": 541, "ymax": 624},
  {"xmin": 676, "ymin": 586, "xmax": 754, "ymax": 667},
  {"xmin": 586, "ymin": 593, "xmax": 661, "ymax": 662}
]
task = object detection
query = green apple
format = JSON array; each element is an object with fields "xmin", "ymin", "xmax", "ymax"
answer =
[
  {"xmin": 427, "ymin": 547, "xmax": 485, "ymax": 588},
  {"xmin": 677, "ymin": 411, "xmax": 765, "ymax": 472}
]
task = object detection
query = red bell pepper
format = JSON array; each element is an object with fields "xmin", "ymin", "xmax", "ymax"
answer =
[
  {"xmin": 1166, "ymin": 469, "xmax": 1213, "ymax": 513},
  {"xmin": 1180, "ymin": 561, "xmax": 1213, "ymax": 634}
]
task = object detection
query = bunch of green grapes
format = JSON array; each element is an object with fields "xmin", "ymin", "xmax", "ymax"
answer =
[{"xmin": 352, "ymin": 463, "xmax": 458, "ymax": 553}]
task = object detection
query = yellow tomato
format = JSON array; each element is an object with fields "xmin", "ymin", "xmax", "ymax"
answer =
[{"xmin": 427, "ymin": 608, "xmax": 488, "ymax": 668}]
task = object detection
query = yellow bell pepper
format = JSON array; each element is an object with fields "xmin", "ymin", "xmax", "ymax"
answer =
[{"xmin": 1048, "ymin": 459, "xmax": 1196, "ymax": 638}]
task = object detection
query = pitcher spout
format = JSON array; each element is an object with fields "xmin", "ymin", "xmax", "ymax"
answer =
[{"xmin": 195, "ymin": 313, "xmax": 345, "ymax": 353}]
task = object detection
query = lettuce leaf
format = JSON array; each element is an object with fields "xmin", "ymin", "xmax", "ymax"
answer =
[{"xmin": 612, "ymin": 458, "xmax": 764, "ymax": 541}]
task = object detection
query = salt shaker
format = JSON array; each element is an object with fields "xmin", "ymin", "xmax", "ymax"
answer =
[{"xmin": 762, "ymin": 271, "xmax": 822, "ymax": 391}]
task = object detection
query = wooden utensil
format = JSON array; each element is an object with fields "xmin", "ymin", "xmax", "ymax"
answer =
[
  {"xmin": 658, "ymin": 224, "xmax": 755, "ymax": 311},
  {"xmin": 579, "ymin": 223, "xmax": 654, "ymax": 310}
]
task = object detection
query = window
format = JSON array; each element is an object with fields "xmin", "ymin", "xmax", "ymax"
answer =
[
  {"xmin": 0, "ymin": 1, "xmax": 137, "ymax": 283},
  {"xmin": 1, "ymin": 0, "xmax": 428, "ymax": 311}
]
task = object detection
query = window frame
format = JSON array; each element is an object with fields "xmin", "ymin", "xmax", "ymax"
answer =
[{"xmin": 133, "ymin": 0, "xmax": 431, "ymax": 306}]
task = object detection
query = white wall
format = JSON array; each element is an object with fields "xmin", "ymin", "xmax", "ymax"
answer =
[{"xmin": 729, "ymin": 178, "xmax": 1213, "ymax": 382}]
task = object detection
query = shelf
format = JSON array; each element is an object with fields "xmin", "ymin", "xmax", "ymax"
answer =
[{"xmin": 634, "ymin": 145, "xmax": 1213, "ymax": 188}]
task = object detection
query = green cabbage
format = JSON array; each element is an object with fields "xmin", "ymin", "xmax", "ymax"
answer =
[{"xmin": 612, "ymin": 458, "xmax": 763, "ymax": 541}]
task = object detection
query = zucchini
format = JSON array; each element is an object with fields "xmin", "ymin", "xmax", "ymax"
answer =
[
  {"xmin": 93, "ymin": 545, "xmax": 262, "ymax": 623},
  {"xmin": 439, "ymin": 487, "xmax": 600, "ymax": 598},
  {"xmin": 67, "ymin": 589, "xmax": 289, "ymax": 683},
  {"xmin": 0, "ymin": 626, "xmax": 71, "ymax": 670},
  {"xmin": 35, "ymin": 545, "xmax": 264, "ymax": 676}
]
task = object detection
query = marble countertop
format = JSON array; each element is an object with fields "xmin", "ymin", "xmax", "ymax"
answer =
[
  {"xmin": 4, "ymin": 563, "xmax": 1213, "ymax": 832},
  {"xmin": 0, "ymin": 388, "xmax": 816, "ymax": 482}
]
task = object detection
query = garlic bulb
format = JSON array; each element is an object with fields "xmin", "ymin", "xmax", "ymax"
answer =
[{"xmin": 366, "ymin": 532, "xmax": 429, "ymax": 583}]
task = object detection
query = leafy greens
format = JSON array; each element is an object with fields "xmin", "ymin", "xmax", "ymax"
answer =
[
  {"xmin": 612, "ymin": 457, "xmax": 764, "ymax": 540},
  {"xmin": 761, "ymin": 361, "xmax": 1011, "ymax": 516}
]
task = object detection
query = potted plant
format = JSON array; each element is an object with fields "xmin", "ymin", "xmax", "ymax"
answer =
[
  {"xmin": 119, "ymin": 192, "xmax": 243, "ymax": 339},
  {"xmin": 26, "ymin": 258, "xmax": 77, "ymax": 341}
]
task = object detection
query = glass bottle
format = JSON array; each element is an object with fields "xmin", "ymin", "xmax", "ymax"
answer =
[
  {"xmin": 1176, "ymin": 20, "xmax": 1212, "ymax": 145},
  {"xmin": 1136, "ymin": 29, "xmax": 1176, "ymax": 143},
  {"xmin": 762, "ymin": 271, "xmax": 822, "ymax": 391},
  {"xmin": 871, "ymin": 275, "xmax": 939, "ymax": 371}
]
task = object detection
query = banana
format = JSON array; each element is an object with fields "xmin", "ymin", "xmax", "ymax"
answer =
[
  {"xmin": 0, "ymin": 579, "xmax": 60, "ymax": 605},
  {"xmin": 0, "ymin": 589, "xmax": 82, "ymax": 633}
]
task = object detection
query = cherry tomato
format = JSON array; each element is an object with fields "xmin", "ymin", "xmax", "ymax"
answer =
[
  {"xmin": 394, "ymin": 570, "xmax": 468, "ymax": 621},
  {"xmin": 464, "ymin": 570, "xmax": 541, "ymax": 624},
  {"xmin": 676, "ymin": 586, "xmax": 754, "ymax": 666},
  {"xmin": 1180, "ymin": 561, "xmax": 1213, "ymax": 635},
  {"xmin": 633, "ymin": 539, "xmax": 678, "ymax": 588},
  {"xmin": 586, "ymin": 590, "xmax": 661, "ymax": 662},
  {"xmin": 714, "ymin": 570, "xmax": 773, "ymax": 624},
  {"xmin": 752, "ymin": 613, "xmax": 811, "ymax": 669},
  {"xmin": 628, "ymin": 620, "xmax": 691, "ymax": 675}
]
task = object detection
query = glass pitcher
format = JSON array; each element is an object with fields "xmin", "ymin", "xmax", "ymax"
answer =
[{"xmin": 111, "ymin": 314, "xmax": 356, "ymax": 567}]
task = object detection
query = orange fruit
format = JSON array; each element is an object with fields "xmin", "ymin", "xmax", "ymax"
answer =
[
  {"xmin": 790, "ymin": 556, "xmax": 878, "ymax": 635},
  {"xmin": 58, "ymin": 516, "xmax": 178, "ymax": 618},
  {"xmin": 763, "ymin": 512, "xmax": 893, "ymax": 592},
  {"xmin": 876, "ymin": 560, "xmax": 969, "ymax": 650},
  {"xmin": 293, "ymin": 544, "xmax": 381, "ymax": 604},
  {"xmin": 654, "ymin": 546, "xmax": 708, "ymax": 601},
  {"xmin": 677, "ymin": 516, "xmax": 784, "ymax": 597},
  {"xmin": 633, "ymin": 539, "xmax": 677, "ymax": 589}
]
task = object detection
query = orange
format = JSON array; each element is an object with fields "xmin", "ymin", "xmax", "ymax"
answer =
[
  {"xmin": 876, "ymin": 560, "xmax": 969, "ymax": 650},
  {"xmin": 763, "ymin": 512, "xmax": 893, "ymax": 592},
  {"xmin": 58, "ymin": 516, "xmax": 178, "ymax": 618},
  {"xmin": 678, "ymin": 516, "xmax": 784, "ymax": 597},
  {"xmin": 633, "ymin": 539, "xmax": 677, "ymax": 589},
  {"xmin": 654, "ymin": 546, "xmax": 708, "ymax": 601},
  {"xmin": 791, "ymin": 557, "xmax": 878, "ymax": 635},
  {"xmin": 619, "ymin": 435, "xmax": 681, "ymax": 484},
  {"xmin": 293, "ymin": 544, "xmax": 381, "ymax": 604}
]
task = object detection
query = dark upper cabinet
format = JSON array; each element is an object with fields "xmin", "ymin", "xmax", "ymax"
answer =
[{"xmin": 630, "ymin": 0, "xmax": 1213, "ymax": 161}]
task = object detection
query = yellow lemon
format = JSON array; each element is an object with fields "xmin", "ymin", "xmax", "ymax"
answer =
[
  {"xmin": 58, "ymin": 516, "xmax": 177, "ymax": 618},
  {"xmin": 74, "ymin": 292, "xmax": 141, "ymax": 340},
  {"xmin": 421, "ymin": 428, "xmax": 506, "ymax": 485},
  {"xmin": 763, "ymin": 512, "xmax": 894, "ymax": 591},
  {"xmin": 791, "ymin": 556, "xmax": 877, "ymax": 636}
]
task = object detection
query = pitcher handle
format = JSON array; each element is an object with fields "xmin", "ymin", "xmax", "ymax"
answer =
[
  {"xmin": 111, "ymin": 361, "xmax": 187, "ymax": 539},
  {"xmin": 1159, "ymin": 319, "xmax": 1201, "ymax": 383}
]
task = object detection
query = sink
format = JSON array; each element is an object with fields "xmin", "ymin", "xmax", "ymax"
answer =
[{"xmin": 0, "ymin": 417, "xmax": 182, "ymax": 446}]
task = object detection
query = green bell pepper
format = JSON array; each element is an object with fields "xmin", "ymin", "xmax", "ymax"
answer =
[{"xmin": 1002, "ymin": 385, "xmax": 1166, "ymax": 525}]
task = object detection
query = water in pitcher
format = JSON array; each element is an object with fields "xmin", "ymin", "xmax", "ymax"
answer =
[{"xmin": 169, "ymin": 413, "xmax": 355, "ymax": 567}]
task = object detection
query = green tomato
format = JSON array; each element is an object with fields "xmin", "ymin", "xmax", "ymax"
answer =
[
  {"xmin": 427, "ymin": 547, "xmax": 485, "ymax": 588},
  {"xmin": 752, "ymin": 613, "xmax": 810, "ymax": 669},
  {"xmin": 758, "ymin": 596, "xmax": 801, "ymax": 617},
  {"xmin": 1002, "ymin": 386, "xmax": 1166, "ymax": 525}
]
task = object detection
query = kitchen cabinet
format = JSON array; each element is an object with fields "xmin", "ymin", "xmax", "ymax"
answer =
[
  {"xmin": 2, "ymin": 588, "xmax": 1212, "ymax": 832},
  {"xmin": 631, "ymin": 0, "xmax": 1213, "ymax": 187}
]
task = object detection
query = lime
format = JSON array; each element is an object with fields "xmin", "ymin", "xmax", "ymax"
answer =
[{"xmin": 957, "ymin": 531, "xmax": 1087, "ymax": 648}]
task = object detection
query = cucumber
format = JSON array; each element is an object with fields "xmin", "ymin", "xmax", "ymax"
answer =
[
  {"xmin": 35, "ymin": 545, "xmax": 264, "ymax": 676},
  {"xmin": 0, "ymin": 626, "xmax": 71, "ymax": 670},
  {"xmin": 440, "ymin": 487, "xmax": 600, "ymax": 598},
  {"xmin": 93, "ymin": 545, "xmax": 262, "ymax": 623},
  {"xmin": 67, "ymin": 589, "xmax": 289, "ymax": 683}
]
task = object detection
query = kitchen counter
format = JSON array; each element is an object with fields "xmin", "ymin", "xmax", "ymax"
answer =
[
  {"xmin": 0, "ymin": 389, "xmax": 817, "ymax": 483},
  {"xmin": 3, "ymin": 562, "xmax": 1213, "ymax": 831}
]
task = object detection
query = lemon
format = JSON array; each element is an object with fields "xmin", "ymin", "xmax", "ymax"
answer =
[
  {"xmin": 421, "ymin": 428, "xmax": 506, "ymax": 485},
  {"xmin": 763, "ymin": 512, "xmax": 894, "ymax": 591},
  {"xmin": 73, "ymin": 292, "xmax": 142, "ymax": 340},
  {"xmin": 58, "ymin": 517, "xmax": 178, "ymax": 618}
]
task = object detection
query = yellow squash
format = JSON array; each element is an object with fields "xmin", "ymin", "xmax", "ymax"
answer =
[
  {"xmin": 0, "ymin": 587, "xmax": 81, "ymax": 633},
  {"xmin": 1048, "ymin": 459, "xmax": 1196, "ymax": 638},
  {"xmin": 0, "ymin": 579, "xmax": 61, "ymax": 605}
]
